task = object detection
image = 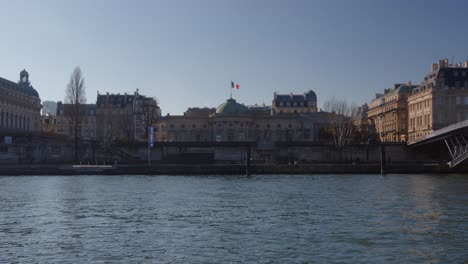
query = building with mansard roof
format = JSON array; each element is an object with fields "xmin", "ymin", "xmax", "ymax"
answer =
[
  {"xmin": 0, "ymin": 70, "xmax": 41, "ymax": 136},
  {"xmin": 272, "ymin": 90, "xmax": 317, "ymax": 115},
  {"xmin": 367, "ymin": 82, "xmax": 418, "ymax": 142},
  {"xmin": 408, "ymin": 59, "xmax": 468, "ymax": 142},
  {"xmin": 96, "ymin": 90, "xmax": 160, "ymax": 143}
]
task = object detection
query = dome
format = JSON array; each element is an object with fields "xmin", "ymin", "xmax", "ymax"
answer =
[
  {"xmin": 20, "ymin": 69, "xmax": 29, "ymax": 77},
  {"xmin": 215, "ymin": 98, "xmax": 249, "ymax": 115}
]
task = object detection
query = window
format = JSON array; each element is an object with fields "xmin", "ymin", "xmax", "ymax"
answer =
[
  {"xmin": 464, "ymin": 97, "xmax": 468, "ymax": 105},
  {"xmin": 456, "ymin": 96, "xmax": 461, "ymax": 105}
]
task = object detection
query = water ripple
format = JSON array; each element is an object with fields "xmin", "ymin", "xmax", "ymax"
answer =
[{"xmin": 0, "ymin": 174, "xmax": 467, "ymax": 263}]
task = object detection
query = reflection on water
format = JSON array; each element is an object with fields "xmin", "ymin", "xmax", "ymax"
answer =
[{"xmin": 0, "ymin": 174, "xmax": 467, "ymax": 263}]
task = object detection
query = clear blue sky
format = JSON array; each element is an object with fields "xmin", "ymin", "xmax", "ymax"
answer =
[{"xmin": 1, "ymin": 0, "xmax": 468, "ymax": 115}]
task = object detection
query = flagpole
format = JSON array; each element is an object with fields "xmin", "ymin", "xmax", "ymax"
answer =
[{"xmin": 230, "ymin": 81, "xmax": 232, "ymax": 99}]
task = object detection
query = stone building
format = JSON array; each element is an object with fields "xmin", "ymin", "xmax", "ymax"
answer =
[
  {"xmin": 0, "ymin": 70, "xmax": 41, "ymax": 135},
  {"xmin": 354, "ymin": 103, "xmax": 370, "ymax": 140},
  {"xmin": 272, "ymin": 90, "xmax": 317, "ymax": 115},
  {"xmin": 51, "ymin": 102, "xmax": 97, "ymax": 140},
  {"xmin": 367, "ymin": 82, "xmax": 418, "ymax": 142},
  {"xmin": 96, "ymin": 90, "xmax": 160, "ymax": 143},
  {"xmin": 408, "ymin": 59, "xmax": 468, "ymax": 142},
  {"xmin": 157, "ymin": 95, "xmax": 333, "ymax": 143}
]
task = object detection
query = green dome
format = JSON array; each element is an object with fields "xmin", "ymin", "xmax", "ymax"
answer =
[{"xmin": 216, "ymin": 98, "xmax": 249, "ymax": 115}]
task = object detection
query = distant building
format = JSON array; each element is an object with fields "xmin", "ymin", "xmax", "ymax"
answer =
[
  {"xmin": 157, "ymin": 92, "xmax": 333, "ymax": 143},
  {"xmin": 42, "ymin": 101, "xmax": 57, "ymax": 116},
  {"xmin": 0, "ymin": 70, "xmax": 41, "ymax": 135},
  {"xmin": 53, "ymin": 102, "xmax": 97, "ymax": 140},
  {"xmin": 96, "ymin": 90, "xmax": 160, "ymax": 143},
  {"xmin": 354, "ymin": 103, "xmax": 369, "ymax": 140},
  {"xmin": 367, "ymin": 82, "xmax": 418, "ymax": 142},
  {"xmin": 408, "ymin": 59, "xmax": 468, "ymax": 142},
  {"xmin": 272, "ymin": 90, "xmax": 317, "ymax": 115}
]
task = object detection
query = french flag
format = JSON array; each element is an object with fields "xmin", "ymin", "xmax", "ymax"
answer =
[{"xmin": 231, "ymin": 81, "xmax": 240, "ymax": 89}]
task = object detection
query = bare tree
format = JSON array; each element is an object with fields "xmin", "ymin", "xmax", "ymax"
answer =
[
  {"xmin": 117, "ymin": 110, "xmax": 134, "ymax": 141},
  {"xmin": 323, "ymin": 97, "xmax": 359, "ymax": 149},
  {"xmin": 65, "ymin": 66, "xmax": 86, "ymax": 162},
  {"xmin": 102, "ymin": 113, "xmax": 121, "ymax": 148}
]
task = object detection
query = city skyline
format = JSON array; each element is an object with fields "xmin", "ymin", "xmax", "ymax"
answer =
[{"xmin": 1, "ymin": 0, "xmax": 468, "ymax": 115}]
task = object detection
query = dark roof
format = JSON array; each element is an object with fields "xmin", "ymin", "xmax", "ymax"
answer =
[
  {"xmin": 97, "ymin": 94, "xmax": 135, "ymax": 108},
  {"xmin": 215, "ymin": 98, "xmax": 249, "ymax": 115},
  {"xmin": 420, "ymin": 65, "xmax": 468, "ymax": 89},
  {"xmin": 0, "ymin": 76, "xmax": 40, "ymax": 98},
  {"xmin": 385, "ymin": 84, "xmax": 418, "ymax": 95},
  {"xmin": 274, "ymin": 90, "xmax": 317, "ymax": 102},
  {"xmin": 57, "ymin": 102, "xmax": 96, "ymax": 116}
]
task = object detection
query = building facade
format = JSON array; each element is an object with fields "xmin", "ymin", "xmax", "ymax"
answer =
[
  {"xmin": 53, "ymin": 102, "xmax": 97, "ymax": 140},
  {"xmin": 367, "ymin": 82, "xmax": 417, "ymax": 142},
  {"xmin": 0, "ymin": 70, "xmax": 41, "ymax": 135},
  {"xmin": 96, "ymin": 90, "xmax": 160, "ymax": 143},
  {"xmin": 408, "ymin": 59, "xmax": 468, "ymax": 141},
  {"xmin": 157, "ymin": 94, "xmax": 333, "ymax": 143},
  {"xmin": 272, "ymin": 90, "xmax": 317, "ymax": 115},
  {"xmin": 354, "ymin": 103, "xmax": 370, "ymax": 141}
]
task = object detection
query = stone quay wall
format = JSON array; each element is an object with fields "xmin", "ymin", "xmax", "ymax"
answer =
[{"xmin": 0, "ymin": 137, "xmax": 449, "ymax": 166}]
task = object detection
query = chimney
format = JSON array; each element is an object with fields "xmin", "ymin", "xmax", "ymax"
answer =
[
  {"xmin": 432, "ymin": 63, "xmax": 438, "ymax": 71},
  {"xmin": 439, "ymin": 59, "xmax": 449, "ymax": 69},
  {"xmin": 464, "ymin": 61, "xmax": 468, "ymax": 68},
  {"xmin": 407, "ymin": 81, "xmax": 412, "ymax": 87},
  {"xmin": 439, "ymin": 59, "xmax": 445, "ymax": 69}
]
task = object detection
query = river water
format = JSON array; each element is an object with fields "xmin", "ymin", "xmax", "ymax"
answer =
[{"xmin": 0, "ymin": 174, "xmax": 467, "ymax": 263}]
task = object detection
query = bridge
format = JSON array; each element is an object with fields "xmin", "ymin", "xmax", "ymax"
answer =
[{"xmin": 408, "ymin": 119, "xmax": 468, "ymax": 168}]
